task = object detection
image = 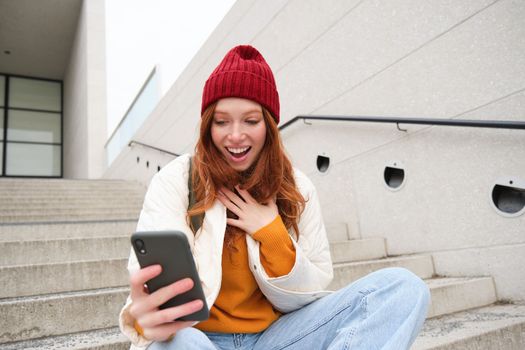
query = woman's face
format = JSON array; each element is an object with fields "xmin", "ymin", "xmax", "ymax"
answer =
[{"xmin": 211, "ymin": 97, "xmax": 267, "ymax": 172}]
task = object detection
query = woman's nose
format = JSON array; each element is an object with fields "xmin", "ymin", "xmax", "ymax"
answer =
[{"xmin": 228, "ymin": 123, "xmax": 245, "ymax": 141}]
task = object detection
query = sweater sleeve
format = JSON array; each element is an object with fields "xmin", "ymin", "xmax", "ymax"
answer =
[{"xmin": 252, "ymin": 215, "xmax": 296, "ymax": 277}]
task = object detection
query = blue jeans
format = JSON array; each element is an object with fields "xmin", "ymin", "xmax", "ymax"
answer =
[{"xmin": 148, "ymin": 267, "xmax": 430, "ymax": 350}]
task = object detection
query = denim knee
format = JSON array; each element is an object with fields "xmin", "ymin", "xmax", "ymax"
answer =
[
  {"xmin": 367, "ymin": 267, "xmax": 429, "ymax": 297},
  {"xmin": 382, "ymin": 267, "xmax": 431, "ymax": 304},
  {"xmin": 173, "ymin": 327, "xmax": 210, "ymax": 343},
  {"xmin": 149, "ymin": 327, "xmax": 210, "ymax": 350}
]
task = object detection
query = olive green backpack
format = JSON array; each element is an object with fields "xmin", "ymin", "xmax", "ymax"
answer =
[{"xmin": 188, "ymin": 157, "xmax": 204, "ymax": 233}]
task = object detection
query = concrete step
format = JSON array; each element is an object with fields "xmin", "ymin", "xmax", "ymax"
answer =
[
  {"xmin": 425, "ymin": 277, "xmax": 497, "ymax": 318},
  {"xmin": 0, "ymin": 206, "xmax": 142, "ymax": 220},
  {"xmin": 0, "ymin": 196, "xmax": 144, "ymax": 208},
  {"xmin": 0, "ymin": 220, "xmax": 137, "ymax": 241},
  {"xmin": 0, "ymin": 276, "xmax": 501, "ymax": 347},
  {"xmin": 0, "ymin": 190, "xmax": 142, "ymax": 197},
  {"xmin": 0, "ymin": 211, "xmax": 139, "ymax": 223},
  {"xmin": 0, "ymin": 178, "xmax": 144, "ymax": 188},
  {"xmin": 0, "ymin": 184, "xmax": 140, "ymax": 189},
  {"xmin": 0, "ymin": 327, "xmax": 129, "ymax": 350},
  {"xmin": 0, "ymin": 236, "xmax": 130, "ymax": 266},
  {"xmin": 330, "ymin": 254, "xmax": 435, "ymax": 290},
  {"xmin": 0, "ymin": 189, "xmax": 146, "ymax": 198},
  {"xmin": 0, "ymin": 189, "xmax": 146, "ymax": 203},
  {"xmin": 330, "ymin": 273, "xmax": 496, "ymax": 320},
  {"xmin": 0, "ymin": 178, "xmax": 139, "ymax": 184},
  {"xmin": 0, "ymin": 258, "xmax": 128, "ymax": 298},
  {"xmin": 330, "ymin": 237, "xmax": 387, "ymax": 263},
  {"xmin": 0, "ymin": 287, "xmax": 128, "ymax": 344},
  {"xmin": 0, "ymin": 181, "xmax": 144, "ymax": 188},
  {"xmin": 0, "ymin": 203, "xmax": 141, "ymax": 212},
  {"xmin": 0, "ymin": 206, "xmax": 141, "ymax": 215},
  {"xmin": 412, "ymin": 302, "xmax": 525, "ymax": 350}
]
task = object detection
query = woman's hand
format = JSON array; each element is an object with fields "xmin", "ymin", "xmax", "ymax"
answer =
[
  {"xmin": 217, "ymin": 185, "xmax": 278, "ymax": 235},
  {"xmin": 128, "ymin": 265, "xmax": 204, "ymax": 341}
]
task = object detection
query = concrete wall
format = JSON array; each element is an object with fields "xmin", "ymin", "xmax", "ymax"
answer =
[
  {"xmin": 103, "ymin": 0, "xmax": 525, "ymax": 300},
  {"xmin": 63, "ymin": 0, "xmax": 88, "ymax": 178},
  {"xmin": 64, "ymin": 0, "xmax": 107, "ymax": 179}
]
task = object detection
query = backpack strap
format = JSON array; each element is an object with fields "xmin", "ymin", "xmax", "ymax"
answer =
[{"xmin": 188, "ymin": 156, "xmax": 204, "ymax": 233}]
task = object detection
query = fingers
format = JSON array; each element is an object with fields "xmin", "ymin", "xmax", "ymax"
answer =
[
  {"xmin": 130, "ymin": 264, "xmax": 162, "ymax": 300},
  {"xmin": 217, "ymin": 192, "xmax": 243, "ymax": 217},
  {"xmin": 234, "ymin": 185, "xmax": 257, "ymax": 204},
  {"xmin": 219, "ymin": 187, "xmax": 247, "ymax": 209},
  {"xmin": 132, "ymin": 278, "xmax": 195, "ymax": 317},
  {"xmin": 226, "ymin": 217, "xmax": 241, "ymax": 229},
  {"xmin": 129, "ymin": 274, "xmax": 203, "ymax": 342},
  {"xmin": 151, "ymin": 278, "xmax": 194, "ymax": 308},
  {"xmin": 139, "ymin": 299, "xmax": 204, "ymax": 328}
]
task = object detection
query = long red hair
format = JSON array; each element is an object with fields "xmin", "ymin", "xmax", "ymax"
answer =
[{"xmin": 187, "ymin": 101, "xmax": 306, "ymax": 248}]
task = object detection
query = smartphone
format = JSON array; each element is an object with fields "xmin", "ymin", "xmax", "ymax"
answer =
[{"xmin": 131, "ymin": 230, "xmax": 209, "ymax": 321}]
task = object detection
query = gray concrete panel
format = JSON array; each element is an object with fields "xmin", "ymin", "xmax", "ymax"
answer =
[
  {"xmin": 277, "ymin": 0, "xmax": 498, "ymax": 122},
  {"xmin": 313, "ymin": 0, "xmax": 525, "ymax": 118},
  {"xmin": 252, "ymin": 0, "xmax": 363, "ymax": 71}
]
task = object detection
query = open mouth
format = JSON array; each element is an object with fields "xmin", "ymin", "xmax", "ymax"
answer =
[{"xmin": 227, "ymin": 146, "xmax": 251, "ymax": 159}]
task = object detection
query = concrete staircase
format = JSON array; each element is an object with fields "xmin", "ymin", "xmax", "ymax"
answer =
[
  {"xmin": 0, "ymin": 179, "xmax": 141, "ymax": 349},
  {"xmin": 326, "ymin": 225, "xmax": 525, "ymax": 350},
  {"xmin": 0, "ymin": 179, "xmax": 524, "ymax": 349}
]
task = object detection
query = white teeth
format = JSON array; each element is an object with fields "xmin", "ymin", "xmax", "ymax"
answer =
[{"xmin": 227, "ymin": 147, "xmax": 249, "ymax": 154}]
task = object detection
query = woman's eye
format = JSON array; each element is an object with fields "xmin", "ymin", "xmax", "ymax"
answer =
[
  {"xmin": 214, "ymin": 120, "xmax": 226, "ymax": 125},
  {"xmin": 246, "ymin": 119, "xmax": 260, "ymax": 125}
]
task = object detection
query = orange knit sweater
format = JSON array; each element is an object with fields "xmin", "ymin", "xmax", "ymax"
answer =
[{"xmin": 195, "ymin": 215, "xmax": 296, "ymax": 333}]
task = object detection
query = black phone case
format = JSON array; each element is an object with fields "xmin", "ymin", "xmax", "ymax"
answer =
[{"xmin": 131, "ymin": 230, "xmax": 209, "ymax": 321}]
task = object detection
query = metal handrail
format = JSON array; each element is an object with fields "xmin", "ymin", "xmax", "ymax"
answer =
[
  {"xmin": 279, "ymin": 115, "xmax": 525, "ymax": 131},
  {"xmin": 128, "ymin": 140, "xmax": 180, "ymax": 157}
]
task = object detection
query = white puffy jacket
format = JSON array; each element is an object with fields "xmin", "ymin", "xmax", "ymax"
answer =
[{"xmin": 119, "ymin": 154, "xmax": 333, "ymax": 349}]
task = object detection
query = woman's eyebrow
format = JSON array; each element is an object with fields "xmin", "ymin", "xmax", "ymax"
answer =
[
  {"xmin": 244, "ymin": 110, "xmax": 263, "ymax": 116},
  {"xmin": 214, "ymin": 109, "xmax": 262, "ymax": 115}
]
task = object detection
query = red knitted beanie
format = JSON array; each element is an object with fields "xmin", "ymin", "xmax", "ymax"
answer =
[{"xmin": 201, "ymin": 45, "xmax": 280, "ymax": 124}]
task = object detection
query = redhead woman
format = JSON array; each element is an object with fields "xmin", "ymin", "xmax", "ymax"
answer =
[{"xmin": 119, "ymin": 45, "xmax": 430, "ymax": 350}]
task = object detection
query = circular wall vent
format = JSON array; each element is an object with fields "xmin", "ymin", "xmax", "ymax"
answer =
[
  {"xmin": 317, "ymin": 155, "xmax": 330, "ymax": 173},
  {"xmin": 384, "ymin": 161, "xmax": 406, "ymax": 191},
  {"xmin": 490, "ymin": 177, "xmax": 525, "ymax": 217}
]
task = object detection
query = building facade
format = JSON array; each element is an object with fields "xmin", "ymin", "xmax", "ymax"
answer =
[{"xmin": 0, "ymin": 0, "xmax": 106, "ymax": 179}]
